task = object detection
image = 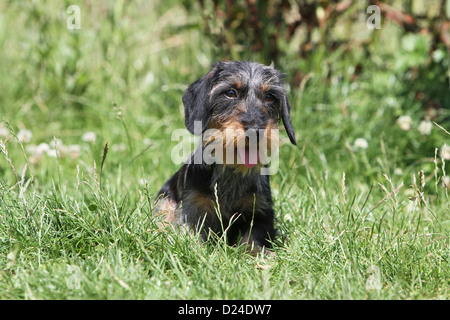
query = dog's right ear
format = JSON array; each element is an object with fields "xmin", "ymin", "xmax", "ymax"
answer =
[{"xmin": 182, "ymin": 67, "xmax": 217, "ymax": 135}]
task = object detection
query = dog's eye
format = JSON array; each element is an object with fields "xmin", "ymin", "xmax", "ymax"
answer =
[
  {"xmin": 224, "ymin": 89, "xmax": 238, "ymax": 99},
  {"xmin": 265, "ymin": 93, "xmax": 276, "ymax": 103}
]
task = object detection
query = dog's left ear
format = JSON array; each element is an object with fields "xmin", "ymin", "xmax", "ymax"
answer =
[
  {"xmin": 281, "ymin": 96, "xmax": 297, "ymax": 145},
  {"xmin": 182, "ymin": 68, "xmax": 216, "ymax": 135}
]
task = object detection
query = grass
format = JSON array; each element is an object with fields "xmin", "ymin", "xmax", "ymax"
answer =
[{"xmin": 0, "ymin": 1, "xmax": 449, "ymax": 300}]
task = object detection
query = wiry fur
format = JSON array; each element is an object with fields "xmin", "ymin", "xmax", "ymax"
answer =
[{"xmin": 156, "ymin": 61, "xmax": 296, "ymax": 253}]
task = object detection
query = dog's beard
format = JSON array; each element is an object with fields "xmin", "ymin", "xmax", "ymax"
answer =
[{"xmin": 202, "ymin": 125, "xmax": 278, "ymax": 171}]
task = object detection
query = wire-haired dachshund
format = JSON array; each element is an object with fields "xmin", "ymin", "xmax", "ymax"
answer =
[{"xmin": 156, "ymin": 61, "xmax": 296, "ymax": 253}]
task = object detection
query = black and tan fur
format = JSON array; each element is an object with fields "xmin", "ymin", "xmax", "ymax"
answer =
[{"xmin": 156, "ymin": 61, "xmax": 296, "ymax": 253}]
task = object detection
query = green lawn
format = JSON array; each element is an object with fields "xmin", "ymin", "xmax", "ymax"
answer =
[{"xmin": 0, "ymin": 1, "xmax": 448, "ymax": 299}]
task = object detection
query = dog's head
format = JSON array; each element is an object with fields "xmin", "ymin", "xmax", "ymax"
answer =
[{"xmin": 182, "ymin": 61, "xmax": 296, "ymax": 146}]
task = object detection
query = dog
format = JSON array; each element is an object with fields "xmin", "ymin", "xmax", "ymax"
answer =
[{"xmin": 156, "ymin": 61, "xmax": 296, "ymax": 253}]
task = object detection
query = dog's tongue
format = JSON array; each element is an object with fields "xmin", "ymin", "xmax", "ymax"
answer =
[{"xmin": 239, "ymin": 147, "xmax": 258, "ymax": 168}]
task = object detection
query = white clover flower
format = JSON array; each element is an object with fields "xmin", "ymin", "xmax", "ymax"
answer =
[
  {"xmin": 36, "ymin": 143, "xmax": 50, "ymax": 155},
  {"xmin": 441, "ymin": 144, "xmax": 450, "ymax": 160},
  {"xmin": 353, "ymin": 138, "xmax": 369, "ymax": 151},
  {"xmin": 49, "ymin": 138, "xmax": 63, "ymax": 149},
  {"xmin": 26, "ymin": 144, "xmax": 44, "ymax": 165},
  {"xmin": 418, "ymin": 120, "xmax": 432, "ymax": 135},
  {"xmin": 47, "ymin": 149, "xmax": 59, "ymax": 158},
  {"xmin": 67, "ymin": 144, "xmax": 81, "ymax": 158},
  {"xmin": 397, "ymin": 115, "xmax": 412, "ymax": 131},
  {"xmin": 25, "ymin": 144, "xmax": 37, "ymax": 155},
  {"xmin": 432, "ymin": 49, "xmax": 445, "ymax": 63},
  {"xmin": 17, "ymin": 129, "xmax": 32, "ymax": 143},
  {"xmin": 384, "ymin": 96, "xmax": 398, "ymax": 107},
  {"xmin": 443, "ymin": 176, "xmax": 450, "ymax": 189},
  {"xmin": 82, "ymin": 131, "xmax": 97, "ymax": 143},
  {"xmin": 55, "ymin": 144, "xmax": 81, "ymax": 159},
  {"xmin": 0, "ymin": 127, "xmax": 10, "ymax": 139},
  {"xmin": 112, "ymin": 142, "xmax": 127, "ymax": 152}
]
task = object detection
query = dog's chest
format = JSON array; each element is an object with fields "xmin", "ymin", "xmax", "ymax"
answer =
[{"xmin": 209, "ymin": 167, "xmax": 264, "ymax": 216}]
